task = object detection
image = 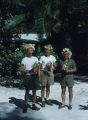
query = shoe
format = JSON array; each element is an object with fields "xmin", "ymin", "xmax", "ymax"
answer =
[
  {"xmin": 23, "ymin": 105, "xmax": 28, "ymax": 113},
  {"xmin": 42, "ymin": 101, "xmax": 45, "ymax": 107},
  {"xmin": 68, "ymin": 105, "xmax": 72, "ymax": 110},
  {"xmin": 45, "ymin": 100, "xmax": 53, "ymax": 106},
  {"xmin": 59, "ymin": 104, "xmax": 65, "ymax": 109},
  {"xmin": 32, "ymin": 104, "xmax": 40, "ymax": 110}
]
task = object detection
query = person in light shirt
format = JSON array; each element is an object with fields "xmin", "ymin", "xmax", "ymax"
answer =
[
  {"xmin": 39, "ymin": 44, "xmax": 57, "ymax": 107},
  {"xmin": 21, "ymin": 44, "xmax": 40, "ymax": 113}
]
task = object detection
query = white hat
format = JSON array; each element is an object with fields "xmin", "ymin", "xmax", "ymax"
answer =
[
  {"xmin": 44, "ymin": 44, "xmax": 53, "ymax": 50},
  {"xmin": 62, "ymin": 48, "xmax": 72, "ymax": 59},
  {"xmin": 23, "ymin": 43, "xmax": 35, "ymax": 51}
]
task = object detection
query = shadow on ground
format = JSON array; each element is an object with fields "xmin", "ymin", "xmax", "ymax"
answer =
[
  {"xmin": 50, "ymin": 99, "xmax": 62, "ymax": 106},
  {"xmin": 9, "ymin": 97, "xmax": 24, "ymax": 109},
  {"xmin": 0, "ymin": 102, "xmax": 44, "ymax": 120},
  {"xmin": 9, "ymin": 94, "xmax": 43, "ymax": 108},
  {"xmin": 0, "ymin": 96, "xmax": 45, "ymax": 120},
  {"xmin": 9, "ymin": 95, "xmax": 61, "ymax": 108},
  {"xmin": 79, "ymin": 105, "xmax": 88, "ymax": 110}
]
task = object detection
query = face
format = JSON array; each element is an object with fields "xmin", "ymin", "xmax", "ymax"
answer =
[
  {"xmin": 45, "ymin": 49, "xmax": 51, "ymax": 56},
  {"xmin": 63, "ymin": 52, "xmax": 69, "ymax": 60},
  {"xmin": 27, "ymin": 48, "xmax": 34, "ymax": 56}
]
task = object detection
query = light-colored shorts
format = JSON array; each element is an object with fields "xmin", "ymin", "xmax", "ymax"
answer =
[{"xmin": 41, "ymin": 71, "xmax": 54, "ymax": 86}]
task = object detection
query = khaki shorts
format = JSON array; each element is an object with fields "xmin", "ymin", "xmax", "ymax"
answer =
[
  {"xmin": 41, "ymin": 72, "xmax": 54, "ymax": 86},
  {"xmin": 61, "ymin": 75, "xmax": 74, "ymax": 87}
]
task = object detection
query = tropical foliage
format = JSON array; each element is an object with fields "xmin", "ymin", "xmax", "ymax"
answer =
[{"xmin": 0, "ymin": 0, "xmax": 88, "ymax": 83}]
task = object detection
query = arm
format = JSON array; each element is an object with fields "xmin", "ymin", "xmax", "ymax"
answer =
[
  {"xmin": 66, "ymin": 60, "xmax": 77, "ymax": 73},
  {"xmin": 53, "ymin": 61, "xmax": 58, "ymax": 70},
  {"xmin": 38, "ymin": 64, "xmax": 42, "ymax": 81},
  {"xmin": 66, "ymin": 67, "xmax": 77, "ymax": 73},
  {"xmin": 19, "ymin": 64, "xmax": 29, "ymax": 74},
  {"xmin": 21, "ymin": 58, "xmax": 28, "ymax": 74},
  {"xmin": 20, "ymin": 63, "xmax": 33, "ymax": 75}
]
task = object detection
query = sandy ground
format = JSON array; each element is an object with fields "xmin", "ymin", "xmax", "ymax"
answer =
[{"xmin": 0, "ymin": 81, "xmax": 88, "ymax": 120}]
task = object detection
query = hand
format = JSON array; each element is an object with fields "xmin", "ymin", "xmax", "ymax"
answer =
[
  {"xmin": 25, "ymin": 70, "xmax": 30, "ymax": 73},
  {"xmin": 38, "ymin": 76, "xmax": 42, "ymax": 84},
  {"xmin": 33, "ymin": 68, "xmax": 38, "ymax": 73},
  {"xmin": 66, "ymin": 69, "xmax": 72, "ymax": 73},
  {"xmin": 38, "ymin": 73, "xmax": 41, "ymax": 80}
]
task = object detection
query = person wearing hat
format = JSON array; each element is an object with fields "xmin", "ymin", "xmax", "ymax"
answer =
[
  {"xmin": 39, "ymin": 44, "xmax": 57, "ymax": 107},
  {"xmin": 21, "ymin": 44, "xmax": 40, "ymax": 113},
  {"xmin": 59, "ymin": 48, "xmax": 77, "ymax": 110}
]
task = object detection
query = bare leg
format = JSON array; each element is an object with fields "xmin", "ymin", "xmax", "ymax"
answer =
[
  {"xmin": 46, "ymin": 85, "xmax": 50, "ymax": 99},
  {"xmin": 24, "ymin": 90, "xmax": 29, "ymax": 105},
  {"xmin": 41, "ymin": 86, "xmax": 45, "ymax": 100},
  {"xmin": 68, "ymin": 87, "xmax": 73, "ymax": 106},
  {"xmin": 46, "ymin": 85, "xmax": 52, "ymax": 105},
  {"xmin": 41, "ymin": 86, "xmax": 46, "ymax": 107},
  {"xmin": 23, "ymin": 90, "xmax": 29, "ymax": 113},
  {"xmin": 32, "ymin": 90, "xmax": 40, "ymax": 110},
  {"xmin": 61, "ymin": 87, "xmax": 66, "ymax": 106},
  {"xmin": 32, "ymin": 90, "xmax": 36, "ymax": 104}
]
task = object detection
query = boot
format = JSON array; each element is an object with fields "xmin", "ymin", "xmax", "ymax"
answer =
[
  {"xmin": 68, "ymin": 105, "xmax": 72, "ymax": 110},
  {"xmin": 59, "ymin": 104, "xmax": 65, "ymax": 109},
  {"xmin": 42, "ymin": 101, "xmax": 45, "ymax": 107},
  {"xmin": 23, "ymin": 105, "xmax": 28, "ymax": 113},
  {"xmin": 45, "ymin": 99, "xmax": 53, "ymax": 106},
  {"xmin": 32, "ymin": 104, "xmax": 40, "ymax": 110}
]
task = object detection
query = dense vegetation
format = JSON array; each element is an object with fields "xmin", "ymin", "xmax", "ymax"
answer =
[{"xmin": 0, "ymin": 0, "xmax": 88, "ymax": 83}]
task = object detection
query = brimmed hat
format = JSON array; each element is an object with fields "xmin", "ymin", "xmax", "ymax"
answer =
[
  {"xmin": 44, "ymin": 44, "xmax": 53, "ymax": 50},
  {"xmin": 62, "ymin": 48, "xmax": 72, "ymax": 59},
  {"xmin": 23, "ymin": 43, "xmax": 35, "ymax": 51}
]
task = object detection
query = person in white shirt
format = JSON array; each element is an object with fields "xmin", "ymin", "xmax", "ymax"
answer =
[
  {"xmin": 39, "ymin": 44, "xmax": 57, "ymax": 107},
  {"xmin": 21, "ymin": 44, "xmax": 40, "ymax": 113}
]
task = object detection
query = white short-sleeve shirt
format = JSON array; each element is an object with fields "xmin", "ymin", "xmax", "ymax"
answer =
[
  {"xmin": 40, "ymin": 55, "xmax": 56, "ymax": 69},
  {"xmin": 21, "ymin": 56, "xmax": 38, "ymax": 71}
]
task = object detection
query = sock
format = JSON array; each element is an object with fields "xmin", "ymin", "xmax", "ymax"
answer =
[
  {"xmin": 42, "ymin": 98, "xmax": 45, "ymax": 101},
  {"xmin": 32, "ymin": 103, "xmax": 35, "ymax": 106},
  {"xmin": 46, "ymin": 97, "xmax": 49, "ymax": 100}
]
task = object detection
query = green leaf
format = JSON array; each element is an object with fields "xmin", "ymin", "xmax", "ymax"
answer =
[{"xmin": 3, "ymin": 14, "xmax": 25, "ymax": 29}]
